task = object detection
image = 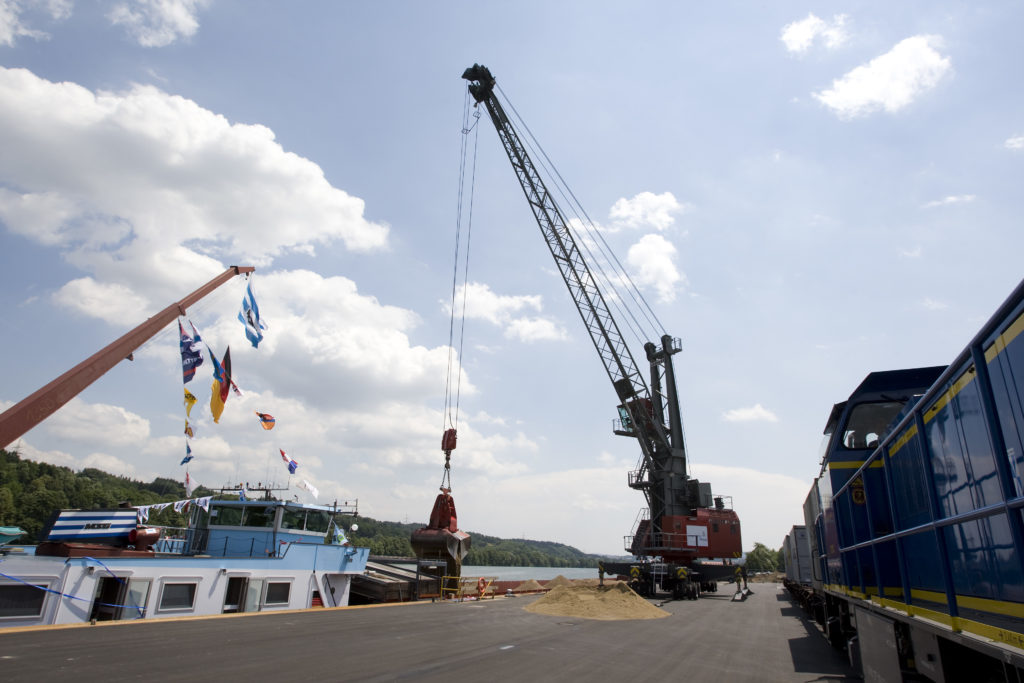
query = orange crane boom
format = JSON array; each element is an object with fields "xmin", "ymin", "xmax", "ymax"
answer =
[{"xmin": 0, "ymin": 265, "xmax": 254, "ymax": 449}]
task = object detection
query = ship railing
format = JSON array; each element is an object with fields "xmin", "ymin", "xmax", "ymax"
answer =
[
  {"xmin": 150, "ymin": 526, "xmax": 206, "ymax": 555},
  {"xmin": 712, "ymin": 495, "xmax": 734, "ymax": 511},
  {"xmin": 623, "ymin": 531, "xmax": 702, "ymax": 556}
]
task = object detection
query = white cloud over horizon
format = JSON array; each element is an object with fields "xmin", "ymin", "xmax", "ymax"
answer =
[
  {"xmin": 0, "ymin": 66, "xmax": 389, "ymax": 324},
  {"xmin": 922, "ymin": 194, "xmax": 975, "ymax": 209},
  {"xmin": 722, "ymin": 403, "xmax": 779, "ymax": 423},
  {"xmin": 814, "ymin": 35, "xmax": 952, "ymax": 119},
  {"xmin": 781, "ymin": 13, "xmax": 849, "ymax": 54}
]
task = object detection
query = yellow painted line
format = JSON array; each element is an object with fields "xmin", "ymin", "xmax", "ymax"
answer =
[
  {"xmin": 910, "ymin": 588, "xmax": 948, "ymax": 604},
  {"xmin": 841, "ymin": 586, "xmax": 1024, "ymax": 642},
  {"xmin": 924, "ymin": 369, "xmax": 977, "ymax": 425},
  {"xmin": 883, "ymin": 310, "xmax": 1024, "ymax": 454},
  {"xmin": 879, "ymin": 596, "xmax": 1024, "ymax": 648},
  {"xmin": 828, "ymin": 460, "xmax": 884, "ymax": 470},
  {"xmin": 957, "ymin": 593, "xmax": 1024, "ymax": 619},
  {"xmin": 985, "ymin": 311, "xmax": 1024, "ymax": 364},
  {"xmin": 888, "ymin": 424, "xmax": 918, "ymax": 459},
  {"xmin": 960, "ymin": 614, "xmax": 1024, "ymax": 649}
]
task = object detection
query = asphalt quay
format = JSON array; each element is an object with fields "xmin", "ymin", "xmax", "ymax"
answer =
[{"xmin": 0, "ymin": 582, "xmax": 857, "ymax": 682}]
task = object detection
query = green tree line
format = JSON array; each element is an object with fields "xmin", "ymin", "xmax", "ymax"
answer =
[
  {"xmin": 2, "ymin": 449, "xmax": 782, "ymax": 569},
  {"xmin": 0, "ymin": 449, "xmax": 601, "ymax": 566},
  {"xmin": 351, "ymin": 515, "xmax": 603, "ymax": 567},
  {"xmin": 0, "ymin": 449, "xmax": 205, "ymax": 540},
  {"xmin": 744, "ymin": 542, "xmax": 785, "ymax": 573}
]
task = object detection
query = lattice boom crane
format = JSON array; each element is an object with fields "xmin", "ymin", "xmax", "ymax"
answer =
[{"xmin": 463, "ymin": 64, "xmax": 742, "ymax": 595}]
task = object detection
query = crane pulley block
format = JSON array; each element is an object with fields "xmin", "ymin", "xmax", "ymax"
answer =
[{"xmin": 441, "ymin": 428, "xmax": 457, "ymax": 453}]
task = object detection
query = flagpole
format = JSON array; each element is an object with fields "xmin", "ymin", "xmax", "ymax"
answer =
[{"xmin": 0, "ymin": 266, "xmax": 254, "ymax": 449}]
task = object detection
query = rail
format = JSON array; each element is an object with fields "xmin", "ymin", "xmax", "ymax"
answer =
[
  {"xmin": 821, "ymin": 276, "xmax": 1024, "ymax": 628},
  {"xmin": 624, "ymin": 532, "xmax": 702, "ymax": 556},
  {"xmin": 149, "ymin": 526, "xmax": 207, "ymax": 555},
  {"xmin": 438, "ymin": 576, "xmax": 497, "ymax": 600}
]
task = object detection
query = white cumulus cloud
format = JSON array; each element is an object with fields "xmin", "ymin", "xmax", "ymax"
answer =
[
  {"xmin": 0, "ymin": 0, "xmax": 72, "ymax": 46},
  {"xmin": 626, "ymin": 233, "xmax": 683, "ymax": 304},
  {"xmin": 1006, "ymin": 135, "xmax": 1024, "ymax": 150},
  {"xmin": 922, "ymin": 194, "xmax": 975, "ymax": 209},
  {"xmin": 0, "ymin": 67, "xmax": 389, "ymax": 323},
  {"xmin": 722, "ymin": 403, "xmax": 778, "ymax": 423},
  {"xmin": 608, "ymin": 191, "xmax": 689, "ymax": 232},
  {"xmin": 52, "ymin": 277, "xmax": 152, "ymax": 326},
  {"xmin": 449, "ymin": 282, "xmax": 567, "ymax": 342},
  {"xmin": 781, "ymin": 13, "xmax": 849, "ymax": 54},
  {"xmin": 44, "ymin": 397, "xmax": 151, "ymax": 447},
  {"xmin": 108, "ymin": 0, "xmax": 208, "ymax": 47},
  {"xmin": 814, "ymin": 35, "xmax": 952, "ymax": 119}
]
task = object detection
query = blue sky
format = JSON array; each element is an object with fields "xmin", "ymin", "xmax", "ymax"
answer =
[{"xmin": 1, "ymin": 1, "xmax": 1022, "ymax": 555}]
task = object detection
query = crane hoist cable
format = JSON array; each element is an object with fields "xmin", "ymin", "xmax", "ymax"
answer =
[
  {"xmin": 496, "ymin": 84, "xmax": 667, "ymax": 345},
  {"xmin": 439, "ymin": 89, "xmax": 481, "ymax": 491}
]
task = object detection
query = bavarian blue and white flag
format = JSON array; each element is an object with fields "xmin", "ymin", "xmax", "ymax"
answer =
[
  {"xmin": 238, "ymin": 278, "xmax": 266, "ymax": 348},
  {"xmin": 179, "ymin": 320, "xmax": 204, "ymax": 383}
]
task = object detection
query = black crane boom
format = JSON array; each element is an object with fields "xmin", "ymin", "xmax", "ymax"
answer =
[
  {"xmin": 462, "ymin": 65, "xmax": 671, "ymax": 465},
  {"xmin": 463, "ymin": 65, "xmax": 742, "ymax": 567}
]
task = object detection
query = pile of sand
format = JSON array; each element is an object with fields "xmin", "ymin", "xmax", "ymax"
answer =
[
  {"xmin": 514, "ymin": 579, "xmax": 544, "ymax": 592},
  {"xmin": 543, "ymin": 575, "xmax": 574, "ymax": 588},
  {"xmin": 525, "ymin": 581, "xmax": 670, "ymax": 621},
  {"xmin": 571, "ymin": 577, "xmax": 602, "ymax": 586}
]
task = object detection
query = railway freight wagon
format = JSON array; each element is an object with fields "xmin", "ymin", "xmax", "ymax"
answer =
[
  {"xmin": 783, "ymin": 525, "xmax": 812, "ymax": 585},
  {"xmin": 791, "ymin": 277, "xmax": 1024, "ymax": 682}
]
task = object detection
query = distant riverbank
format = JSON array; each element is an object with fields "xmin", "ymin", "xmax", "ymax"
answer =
[{"xmin": 392, "ymin": 565, "xmax": 599, "ymax": 581}]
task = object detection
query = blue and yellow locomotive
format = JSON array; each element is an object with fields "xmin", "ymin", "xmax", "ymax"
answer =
[{"xmin": 793, "ymin": 278, "xmax": 1024, "ymax": 681}]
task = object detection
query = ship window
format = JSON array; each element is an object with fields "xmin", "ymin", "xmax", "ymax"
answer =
[
  {"xmin": 210, "ymin": 506, "xmax": 243, "ymax": 526},
  {"xmin": 158, "ymin": 582, "xmax": 197, "ymax": 611},
  {"xmin": 264, "ymin": 582, "xmax": 291, "ymax": 606},
  {"xmin": 0, "ymin": 584, "xmax": 47, "ymax": 618},
  {"xmin": 842, "ymin": 401, "xmax": 905, "ymax": 450},
  {"xmin": 305, "ymin": 510, "xmax": 331, "ymax": 533},
  {"xmin": 281, "ymin": 508, "xmax": 306, "ymax": 530},
  {"xmin": 241, "ymin": 507, "xmax": 275, "ymax": 528},
  {"xmin": 121, "ymin": 579, "xmax": 151, "ymax": 619}
]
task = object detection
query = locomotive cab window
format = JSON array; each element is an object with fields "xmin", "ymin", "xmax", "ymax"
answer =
[{"xmin": 842, "ymin": 401, "xmax": 905, "ymax": 450}]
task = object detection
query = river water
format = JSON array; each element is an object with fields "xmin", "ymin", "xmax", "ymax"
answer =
[
  {"xmin": 459, "ymin": 566, "xmax": 599, "ymax": 581},
  {"xmin": 390, "ymin": 564, "xmax": 599, "ymax": 581}
]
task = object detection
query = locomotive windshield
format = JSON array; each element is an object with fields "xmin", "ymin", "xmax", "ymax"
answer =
[{"xmin": 840, "ymin": 400, "xmax": 905, "ymax": 450}]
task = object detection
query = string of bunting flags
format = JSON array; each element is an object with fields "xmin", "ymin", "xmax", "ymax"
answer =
[
  {"xmin": 171, "ymin": 275, "xmax": 318, "ymax": 504},
  {"xmin": 176, "ymin": 276, "xmax": 274, "ymax": 488},
  {"xmin": 135, "ymin": 495, "xmax": 213, "ymax": 522}
]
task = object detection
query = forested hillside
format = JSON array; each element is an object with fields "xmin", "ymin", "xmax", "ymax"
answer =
[
  {"xmin": 0, "ymin": 450, "xmax": 604, "ymax": 566},
  {"xmin": 0, "ymin": 449, "xmax": 199, "ymax": 539},
  {"xmin": 352, "ymin": 516, "xmax": 602, "ymax": 567}
]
